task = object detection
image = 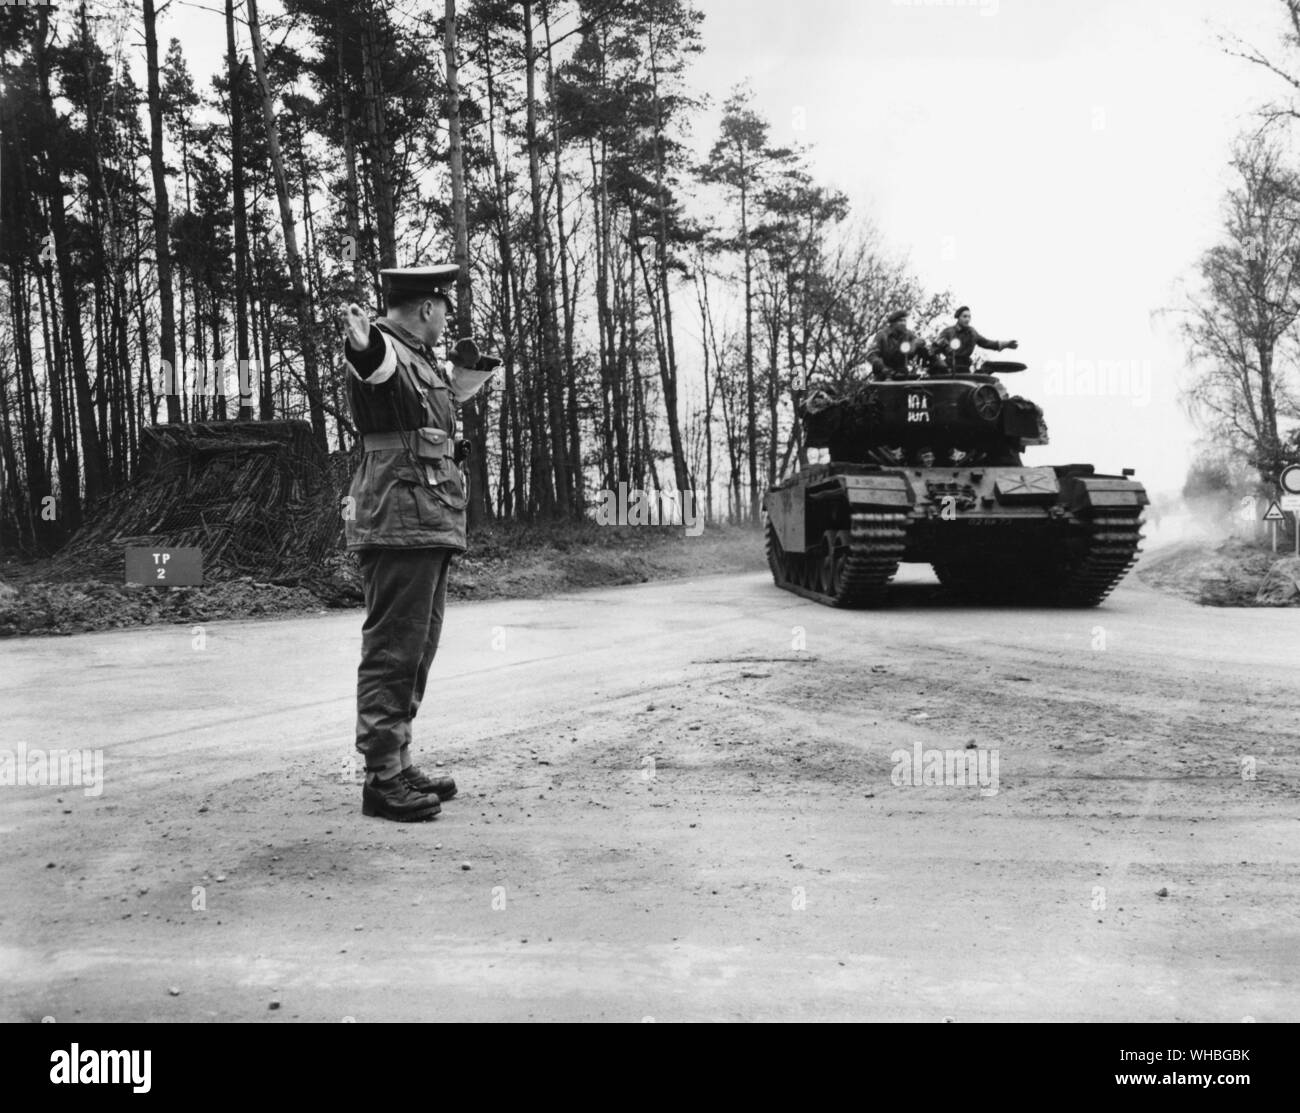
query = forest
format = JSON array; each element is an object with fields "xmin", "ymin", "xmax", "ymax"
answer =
[{"xmin": 0, "ymin": 0, "xmax": 950, "ymax": 557}]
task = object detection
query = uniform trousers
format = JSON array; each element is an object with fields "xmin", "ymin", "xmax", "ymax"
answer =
[{"xmin": 355, "ymin": 546, "xmax": 454, "ymax": 780}]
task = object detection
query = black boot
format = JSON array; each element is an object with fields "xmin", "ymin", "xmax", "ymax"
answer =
[
  {"xmin": 402, "ymin": 766, "xmax": 457, "ymax": 800},
  {"xmin": 362, "ymin": 773, "xmax": 441, "ymax": 821}
]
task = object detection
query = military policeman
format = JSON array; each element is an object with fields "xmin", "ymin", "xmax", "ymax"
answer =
[
  {"xmin": 866, "ymin": 309, "xmax": 929, "ymax": 380},
  {"xmin": 340, "ymin": 264, "xmax": 496, "ymax": 822},
  {"xmin": 933, "ymin": 306, "xmax": 1018, "ymax": 374}
]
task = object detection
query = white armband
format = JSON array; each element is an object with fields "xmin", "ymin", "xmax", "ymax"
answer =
[{"xmin": 348, "ymin": 338, "xmax": 398, "ymax": 385}]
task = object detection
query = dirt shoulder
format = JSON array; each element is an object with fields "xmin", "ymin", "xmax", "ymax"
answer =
[
  {"xmin": 0, "ymin": 523, "xmax": 766, "ymax": 638},
  {"xmin": 1138, "ymin": 538, "xmax": 1300, "ymax": 607}
]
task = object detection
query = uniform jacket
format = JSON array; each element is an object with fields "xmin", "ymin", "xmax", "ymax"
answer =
[
  {"xmin": 934, "ymin": 324, "xmax": 1009, "ymax": 371},
  {"xmin": 866, "ymin": 324, "xmax": 927, "ymax": 377},
  {"xmin": 343, "ymin": 319, "xmax": 468, "ymax": 552}
]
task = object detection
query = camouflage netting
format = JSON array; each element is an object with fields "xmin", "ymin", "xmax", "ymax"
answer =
[{"xmin": 47, "ymin": 421, "xmax": 350, "ymax": 587}]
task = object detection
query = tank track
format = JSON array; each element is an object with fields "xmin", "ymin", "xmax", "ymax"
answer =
[
  {"xmin": 1048, "ymin": 511, "xmax": 1145, "ymax": 606},
  {"xmin": 932, "ymin": 508, "xmax": 1144, "ymax": 607},
  {"xmin": 765, "ymin": 510, "xmax": 909, "ymax": 607}
]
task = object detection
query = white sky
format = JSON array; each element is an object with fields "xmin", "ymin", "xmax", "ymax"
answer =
[
  {"xmin": 151, "ymin": 0, "xmax": 1296, "ymax": 497},
  {"xmin": 689, "ymin": 0, "xmax": 1293, "ymax": 495}
]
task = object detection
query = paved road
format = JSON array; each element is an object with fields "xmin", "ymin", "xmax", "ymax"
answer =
[{"xmin": 2, "ymin": 564, "xmax": 1297, "ymax": 1021}]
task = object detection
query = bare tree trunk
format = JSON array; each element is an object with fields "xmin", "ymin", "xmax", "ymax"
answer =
[
  {"xmin": 695, "ymin": 260, "xmax": 718, "ymax": 524},
  {"xmin": 1257, "ymin": 344, "xmax": 1282, "ymax": 480},
  {"xmin": 765, "ymin": 278, "xmax": 780, "ymax": 487},
  {"xmin": 9, "ymin": 262, "xmax": 55, "ymax": 547},
  {"xmin": 521, "ymin": 0, "xmax": 571, "ymax": 516},
  {"xmin": 360, "ymin": 5, "xmax": 397, "ymax": 269},
  {"xmin": 740, "ymin": 158, "xmax": 758, "ymax": 524},
  {"xmin": 611, "ymin": 233, "xmax": 632, "ymax": 486},
  {"xmin": 34, "ymin": 247, "xmax": 73, "ymax": 531},
  {"xmin": 588, "ymin": 141, "xmax": 614, "ymax": 490},
  {"xmin": 131, "ymin": 236, "xmax": 159, "ymax": 427},
  {"xmin": 176, "ymin": 113, "xmax": 194, "ymax": 422},
  {"xmin": 36, "ymin": 12, "xmax": 100, "ymax": 517},
  {"xmin": 631, "ymin": 228, "xmax": 687, "ymax": 497},
  {"xmin": 246, "ymin": 0, "xmax": 328, "ymax": 451},
  {"xmin": 444, "ymin": 0, "xmax": 491, "ymax": 525},
  {"xmin": 484, "ymin": 26, "xmax": 535, "ymax": 516},
  {"xmin": 646, "ymin": 29, "xmax": 690, "ymax": 498},
  {"xmin": 337, "ymin": 30, "xmax": 366, "ymax": 302},
  {"xmin": 226, "ymin": 0, "xmax": 254, "ymax": 420},
  {"xmin": 110, "ymin": 269, "xmax": 132, "ymax": 482},
  {"xmin": 144, "ymin": 0, "xmax": 181, "ymax": 425},
  {"xmin": 542, "ymin": 3, "xmax": 583, "ymax": 512}
]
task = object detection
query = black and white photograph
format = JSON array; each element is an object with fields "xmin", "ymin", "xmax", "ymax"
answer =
[{"xmin": 0, "ymin": 0, "xmax": 1295, "ymax": 1071}]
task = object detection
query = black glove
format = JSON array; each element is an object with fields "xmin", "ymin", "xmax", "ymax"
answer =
[
  {"xmin": 451, "ymin": 337, "xmax": 481, "ymax": 368},
  {"xmin": 453, "ymin": 439, "xmax": 471, "ymax": 465},
  {"xmin": 452, "ymin": 337, "xmax": 505, "ymax": 376}
]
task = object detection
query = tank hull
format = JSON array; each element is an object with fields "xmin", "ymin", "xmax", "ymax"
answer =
[{"xmin": 762, "ymin": 461, "xmax": 1147, "ymax": 607}]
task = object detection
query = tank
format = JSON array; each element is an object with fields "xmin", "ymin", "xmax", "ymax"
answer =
[{"xmin": 762, "ymin": 361, "xmax": 1148, "ymax": 607}]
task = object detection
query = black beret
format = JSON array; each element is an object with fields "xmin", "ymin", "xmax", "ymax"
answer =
[
  {"xmin": 886, "ymin": 309, "xmax": 909, "ymax": 324},
  {"xmin": 955, "ymin": 306, "xmax": 970, "ymax": 317}
]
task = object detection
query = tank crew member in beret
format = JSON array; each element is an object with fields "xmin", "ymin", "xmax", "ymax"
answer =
[
  {"xmin": 340, "ymin": 264, "xmax": 499, "ymax": 822},
  {"xmin": 866, "ymin": 309, "xmax": 930, "ymax": 381},
  {"xmin": 932, "ymin": 306, "xmax": 1018, "ymax": 374}
]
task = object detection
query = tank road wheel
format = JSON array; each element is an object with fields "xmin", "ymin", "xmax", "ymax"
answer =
[
  {"xmin": 806, "ymin": 535, "xmax": 830, "ymax": 593},
  {"xmin": 822, "ymin": 530, "xmax": 850, "ymax": 597},
  {"xmin": 832, "ymin": 512, "xmax": 908, "ymax": 608},
  {"xmin": 801, "ymin": 551, "xmax": 821, "ymax": 592},
  {"xmin": 767, "ymin": 511, "xmax": 908, "ymax": 608}
]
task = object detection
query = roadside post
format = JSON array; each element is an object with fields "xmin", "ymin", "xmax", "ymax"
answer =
[
  {"xmin": 1280, "ymin": 466, "xmax": 1300, "ymax": 558},
  {"xmin": 1262, "ymin": 500, "xmax": 1284, "ymax": 552}
]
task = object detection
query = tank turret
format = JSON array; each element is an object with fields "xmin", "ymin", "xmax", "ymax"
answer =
[{"xmin": 803, "ymin": 365, "xmax": 1048, "ymax": 466}]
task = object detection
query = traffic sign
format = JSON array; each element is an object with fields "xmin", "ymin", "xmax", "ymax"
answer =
[
  {"xmin": 1263, "ymin": 501, "xmax": 1287, "ymax": 553},
  {"xmin": 1281, "ymin": 494, "xmax": 1300, "ymax": 512},
  {"xmin": 125, "ymin": 547, "xmax": 204, "ymax": 586},
  {"xmin": 1280, "ymin": 464, "xmax": 1300, "ymax": 495}
]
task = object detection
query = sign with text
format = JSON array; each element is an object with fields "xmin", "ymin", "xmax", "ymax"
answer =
[{"xmin": 125, "ymin": 547, "xmax": 203, "ymax": 586}]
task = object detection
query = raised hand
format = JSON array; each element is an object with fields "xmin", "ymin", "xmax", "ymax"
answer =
[{"xmin": 342, "ymin": 303, "xmax": 371, "ymax": 351}]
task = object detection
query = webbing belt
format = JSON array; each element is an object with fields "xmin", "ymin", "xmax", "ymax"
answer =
[{"xmin": 361, "ymin": 427, "xmax": 450, "ymax": 458}]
